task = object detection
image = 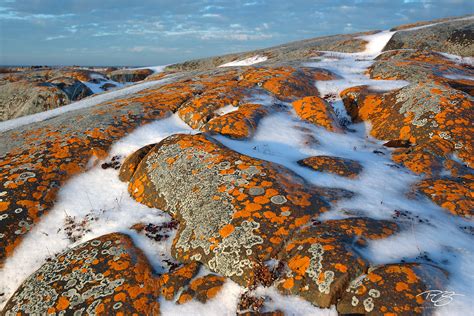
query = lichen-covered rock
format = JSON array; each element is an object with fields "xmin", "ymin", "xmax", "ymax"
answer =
[
  {"xmin": 416, "ymin": 177, "xmax": 473, "ymax": 217},
  {"xmin": 292, "ymin": 96, "xmax": 340, "ymax": 131},
  {"xmin": 2, "ymin": 233, "xmax": 160, "ymax": 315},
  {"xmin": 383, "ymin": 19, "xmax": 474, "ymax": 57},
  {"xmin": 109, "ymin": 68, "xmax": 153, "ymax": 83},
  {"xmin": 337, "ymin": 263, "xmax": 448, "ymax": 315},
  {"xmin": 0, "ymin": 81, "xmax": 70, "ymax": 121},
  {"xmin": 177, "ymin": 81, "xmax": 247, "ymax": 129},
  {"xmin": 298, "ymin": 156, "xmax": 363, "ymax": 178},
  {"xmin": 119, "ymin": 144, "xmax": 157, "ymax": 182},
  {"xmin": 177, "ymin": 274, "xmax": 226, "ymax": 304},
  {"xmin": 369, "ymin": 50, "xmax": 474, "ymax": 83},
  {"xmin": 159, "ymin": 262, "xmax": 201, "ymax": 300},
  {"xmin": 340, "ymin": 80, "xmax": 473, "ymax": 217},
  {"xmin": 47, "ymin": 77, "xmax": 93, "ymax": 101},
  {"xmin": 202, "ymin": 103, "xmax": 268, "ymax": 139},
  {"xmin": 0, "ymin": 77, "xmax": 201, "ymax": 264},
  {"xmin": 123, "ymin": 133, "xmax": 344, "ymax": 286},
  {"xmin": 277, "ymin": 218, "xmax": 398, "ymax": 307}
]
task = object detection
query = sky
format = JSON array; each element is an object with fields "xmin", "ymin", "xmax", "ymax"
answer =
[{"xmin": 0, "ymin": 0, "xmax": 472, "ymax": 66}]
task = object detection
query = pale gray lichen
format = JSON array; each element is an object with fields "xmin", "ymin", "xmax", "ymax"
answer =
[
  {"xmin": 363, "ymin": 297, "xmax": 375, "ymax": 312},
  {"xmin": 397, "ymin": 83, "xmax": 462, "ymax": 127},
  {"xmin": 306, "ymin": 243, "xmax": 334, "ymax": 294},
  {"xmin": 270, "ymin": 195, "xmax": 287, "ymax": 205},
  {"xmin": 351, "ymin": 296, "xmax": 359, "ymax": 306},
  {"xmin": 144, "ymin": 140, "xmax": 266, "ymax": 278},
  {"xmin": 4, "ymin": 237, "xmax": 127, "ymax": 315},
  {"xmin": 208, "ymin": 220, "xmax": 263, "ymax": 277}
]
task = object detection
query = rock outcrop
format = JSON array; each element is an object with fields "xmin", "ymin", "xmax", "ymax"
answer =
[
  {"xmin": 3, "ymin": 233, "xmax": 161, "ymax": 315},
  {"xmin": 0, "ymin": 15, "xmax": 472, "ymax": 316},
  {"xmin": 108, "ymin": 68, "xmax": 154, "ymax": 83}
]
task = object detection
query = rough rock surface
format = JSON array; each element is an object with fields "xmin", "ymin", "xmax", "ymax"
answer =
[
  {"xmin": 0, "ymin": 81, "xmax": 71, "ymax": 121},
  {"xmin": 337, "ymin": 263, "xmax": 448, "ymax": 315},
  {"xmin": 383, "ymin": 18, "xmax": 474, "ymax": 57},
  {"xmin": 298, "ymin": 156, "xmax": 363, "ymax": 178},
  {"xmin": 292, "ymin": 96, "xmax": 340, "ymax": 131},
  {"xmin": 0, "ymin": 65, "xmax": 333, "ymax": 266},
  {"xmin": 202, "ymin": 103, "xmax": 268, "ymax": 139},
  {"xmin": 3, "ymin": 233, "xmax": 161, "ymax": 315},
  {"xmin": 341, "ymin": 61, "xmax": 473, "ymax": 217},
  {"xmin": 277, "ymin": 218, "xmax": 398, "ymax": 308},
  {"xmin": 123, "ymin": 133, "xmax": 339, "ymax": 286},
  {"xmin": 109, "ymin": 68, "xmax": 154, "ymax": 83},
  {"xmin": 177, "ymin": 274, "xmax": 226, "ymax": 304},
  {"xmin": 0, "ymin": 16, "xmax": 472, "ymax": 315}
]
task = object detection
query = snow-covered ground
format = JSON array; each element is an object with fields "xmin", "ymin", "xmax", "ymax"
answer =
[
  {"xmin": 81, "ymin": 73, "xmax": 127, "ymax": 94},
  {"xmin": 219, "ymin": 55, "xmax": 268, "ymax": 67},
  {"xmin": 1, "ymin": 22, "xmax": 473, "ymax": 315},
  {"xmin": 131, "ymin": 65, "xmax": 168, "ymax": 73}
]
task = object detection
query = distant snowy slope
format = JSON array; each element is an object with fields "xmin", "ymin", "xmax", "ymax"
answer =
[{"xmin": 219, "ymin": 55, "xmax": 268, "ymax": 67}]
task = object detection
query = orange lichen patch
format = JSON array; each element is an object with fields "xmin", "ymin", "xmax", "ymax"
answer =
[
  {"xmin": 298, "ymin": 155, "xmax": 363, "ymax": 179},
  {"xmin": 3, "ymin": 233, "xmax": 161, "ymax": 315},
  {"xmin": 122, "ymin": 133, "xmax": 344, "ymax": 287},
  {"xmin": 370, "ymin": 50, "xmax": 474, "ymax": 84},
  {"xmin": 118, "ymin": 144, "xmax": 156, "ymax": 182},
  {"xmin": 277, "ymin": 217, "xmax": 398, "ymax": 308},
  {"xmin": 202, "ymin": 103, "xmax": 268, "ymax": 139},
  {"xmin": 292, "ymin": 96, "xmax": 340, "ymax": 131},
  {"xmin": 158, "ymin": 262, "xmax": 201, "ymax": 300},
  {"xmin": 177, "ymin": 274, "xmax": 226, "ymax": 304},
  {"xmin": 177, "ymin": 83, "xmax": 248, "ymax": 129},
  {"xmin": 240, "ymin": 67, "xmax": 324, "ymax": 101},
  {"xmin": 416, "ymin": 177, "xmax": 473, "ymax": 217},
  {"xmin": 337, "ymin": 263, "xmax": 447, "ymax": 315}
]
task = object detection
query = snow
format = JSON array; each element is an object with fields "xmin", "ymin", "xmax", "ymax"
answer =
[
  {"xmin": 81, "ymin": 73, "xmax": 127, "ymax": 94},
  {"xmin": 214, "ymin": 104, "xmax": 239, "ymax": 115},
  {"xmin": 0, "ymin": 77, "xmax": 171, "ymax": 133},
  {"xmin": 219, "ymin": 55, "xmax": 268, "ymax": 67},
  {"xmin": 439, "ymin": 52, "xmax": 474, "ymax": 67},
  {"xmin": 357, "ymin": 30, "xmax": 396, "ymax": 56},
  {"xmin": 160, "ymin": 280, "xmax": 243, "ymax": 315},
  {"xmin": 131, "ymin": 65, "xmax": 168, "ymax": 73}
]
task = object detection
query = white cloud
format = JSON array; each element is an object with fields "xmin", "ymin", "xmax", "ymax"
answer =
[{"xmin": 45, "ymin": 35, "xmax": 67, "ymax": 41}]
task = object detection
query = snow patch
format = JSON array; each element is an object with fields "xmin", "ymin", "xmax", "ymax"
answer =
[
  {"xmin": 131, "ymin": 65, "xmax": 168, "ymax": 73},
  {"xmin": 214, "ymin": 104, "xmax": 239, "ymax": 116},
  {"xmin": 357, "ymin": 31, "xmax": 396, "ymax": 56},
  {"xmin": 219, "ymin": 55, "xmax": 268, "ymax": 67}
]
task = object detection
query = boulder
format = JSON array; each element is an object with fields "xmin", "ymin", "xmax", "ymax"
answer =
[
  {"xmin": 383, "ymin": 19, "xmax": 474, "ymax": 57},
  {"xmin": 298, "ymin": 156, "xmax": 363, "ymax": 178},
  {"xmin": 122, "ymin": 133, "xmax": 348, "ymax": 286},
  {"xmin": 337, "ymin": 263, "xmax": 448, "ymax": 315},
  {"xmin": 2, "ymin": 233, "xmax": 160, "ymax": 315},
  {"xmin": 109, "ymin": 68, "xmax": 153, "ymax": 83},
  {"xmin": 0, "ymin": 81, "xmax": 70, "ymax": 121},
  {"xmin": 48, "ymin": 76, "xmax": 93, "ymax": 100},
  {"xmin": 292, "ymin": 96, "xmax": 340, "ymax": 131},
  {"xmin": 277, "ymin": 218, "xmax": 398, "ymax": 307},
  {"xmin": 202, "ymin": 103, "xmax": 268, "ymax": 139}
]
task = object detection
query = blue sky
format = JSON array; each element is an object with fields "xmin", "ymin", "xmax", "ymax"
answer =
[{"xmin": 0, "ymin": 0, "xmax": 472, "ymax": 66}]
